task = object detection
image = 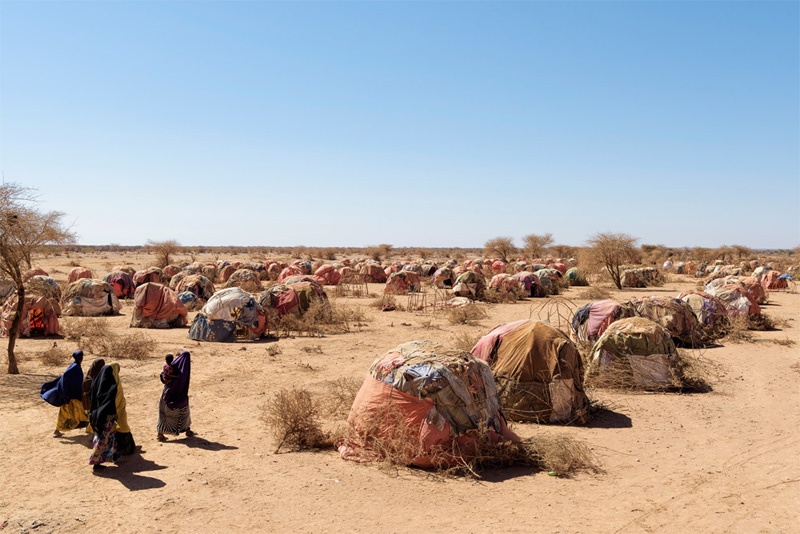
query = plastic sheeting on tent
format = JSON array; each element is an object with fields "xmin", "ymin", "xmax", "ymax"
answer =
[
  {"xmin": 130, "ymin": 282, "xmax": 187, "ymax": 328},
  {"xmin": 187, "ymin": 287, "xmax": 266, "ymax": 342},
  {"xmin": 339, "ymin": 340, "xmax": 519, "ymax": 468}
]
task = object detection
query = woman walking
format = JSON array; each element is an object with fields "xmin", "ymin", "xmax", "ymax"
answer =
[
  {"xmin": 41, "ymin": 350, "xmax": 88, "ymax": 437},
  {"xmin": 88, "ymin": 364, "xmax": 117, "ymax": 471},
  {"xmin": 82, "ymin": 358, "xmax": 105, "ymax": 433},
  {"xmin": 110, "ymin": 363, "xmax": 137, "ymax": 456},
  {"xmin": 157, "ymin": 350, "xmax": 194, "ymax": 441}
]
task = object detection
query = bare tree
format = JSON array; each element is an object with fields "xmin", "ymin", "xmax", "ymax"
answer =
[
  {"xmin": 522, "ymin": 233, "xmax": 554, "ymax": 259},
  {"xmin": 146, "ymin": 239, "xmax": 181, "ymax": 268},
  {"xmin": 585, "ymin": 232, "xmax": 640, "ymax": 290},
  {"xmin": 484, "ymin": 237, "xmax": 516, "ymax": 263},
  {"xmin": 0, "ymin": 183, "xmax": 75, "ymax": 374}
]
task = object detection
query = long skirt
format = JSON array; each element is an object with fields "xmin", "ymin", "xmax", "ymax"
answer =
[
  {"xmin": 89, "ymin": 416, "xmax": 117, "ymax": 465},
  {"xmin": 116, "ymin": 431, "xmax": 137, "ymax": 456},
  {"xmin": 56, "ymin": 399, "xmax": 88, "ymax": 432},
  {"xmin": 157, "ymin": 396, "xmax": 191, "ymax": 436}
]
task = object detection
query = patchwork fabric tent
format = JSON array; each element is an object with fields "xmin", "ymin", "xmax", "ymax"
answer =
[
  {"xmin": 564, "ymin": 267, "xmax": 588, "ymax": 286},
  {"xmin": 171, "ymin": 274, "xmax": 216, "ymax": 306},
  {"xmin": 61, "ymin": 279, "xmax": 121, "ymax": 316},
  {"xmin": 704, "ymin": 283, "xmax": 760, "ymax": 318},
  {"xmin": 359, "ymin": 263, "xmax": 387, "ymax": 283},
  {"xmin": 133, "ymin": 267, "xmax": 162, "ymax": 287},
  {"xmin": 258, "ymin": 285, "xmax": 301, "ymax": 317},
  {"xmin": 627, "ymin": 296, "xmax": 704, "ymax": 347},
  {"xmin": 452, "ymin": 271, "xmax": 486, "ymax": 299},
  {"xmin": 488, "ymin": 274, "xmax": 523, "ymax": 298},
  {"xmin": 0, "ymin": 279, "xmax": 15, "ymax": 304},
  {"xmin": 103, "ymin": 271, "xmax": 136, "ymax": 299},
  {"xmin": 314, "ymin": 264, "xmax": 342, "ymax": 286},
  {"xmin": 67, "ymin": 267, "xmax": 93, "ymax": 283},
  {"xmin": 0, "ymin": 294, "xmax": 60, "ymax": 338},
  {"xmin": 761, "ymin": 271, "xmax": 789, "ymax": 291},
  {"xmin": 384, "ymin": 271, "xmax": 421, "ymax": 294},
  {"xmin": 621, "ymin": 267, "xmax": 664, "ymax": 288},
  {"xmin": 25, "ymin": 275, "xmax": 62, "ymax": 303},
  {"xmin": 130, "ymin": 283, "xmax": 188, "ymax": 328},
  {"xmin": 339, "ymin": 340, "xmax": 519, "ymax": 468},
  {"xmin": 513, "ymin": 271, "xmax": 546, "ymax": 298},
  {"xmin": 678, "ymin": 291, "xmax": 729, "ymax": 341},
  {"xmin": 188, "ymin": 287, "xmax": 267, "ymax": 342},
  {"xmin": 586, "ymin": 317, "xmax": 682, "ymax": 389},
  {"xmin": 223, "ymin": 269, "xmax": 263, "ymax": 292},
  {"xmin": 471, "ymin": 320, "xmax": 590, "ymax": 424},
  {"xmin": 432, "ymin": 267, "xmax": 456, "ymax": 288},
  {"xmin": 571, "ymin": 300, "xmax": 635, "ymax": 343}
]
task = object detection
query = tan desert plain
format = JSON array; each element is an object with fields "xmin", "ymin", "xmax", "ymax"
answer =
[{"xmin": 1, "ymin": 249, "xmax": 798, "ymax": 534}]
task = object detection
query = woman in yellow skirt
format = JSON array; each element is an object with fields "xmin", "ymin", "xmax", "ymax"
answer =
[{"xmin": 41, "ymin": 350, "xmax": 88, "ymax": 437}]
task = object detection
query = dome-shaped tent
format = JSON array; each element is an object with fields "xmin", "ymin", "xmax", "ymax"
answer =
[
  {"xmin": 339, "ymin": 340, "xmax": 518, "ymax": 467},
  {"xmin": 130, "ymin": 282, "xmax": 188, "ymax": 328},
  {"xmin": 188, "ymin": 287, "xmax": 267, "ymax": 343},
  {"xmin": 472, "ymin": 320, "xmax": 590, "ymax": 424},
  {"xmin": 61, "ymin": 279, "xmax": 121, "ymax": 316}
]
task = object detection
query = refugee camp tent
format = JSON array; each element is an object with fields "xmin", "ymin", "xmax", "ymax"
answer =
[
  {"xmin": 314, "ymin": 264, "xmax": 342, "ymax": 286},
  {"xmin": 533, "ymin": 269, "xmax": 561, "ymax": 295},
  {"xmin": 22, "ymin": 267, "xmax": 48, "ymax": 282},
  {"xmin": 133, "ymin": 267, "xmax": 162, "ymax": 287},
  {"xmin": 513, "ymin": 271, "xmax": 546, "ymax": 298},
  {"xmin": 452, "ymin": 271, "xmax": 486, "ymax": 299},
  {"xmin": 678, "ymin": 291, "xmax": 729, "ymax": 341},
  {"xmin": 61, "ymin": 279, "xmax": 121, "ymax": 316},
  {"xmin": 384, "ymin": 271, "xmax": 421, "ymax": 294},
  {"xmin": 471, "ymin": 320, "xmax": 590, "ymax": 424},
  {"xmin": 258, "ymin": 285, "xmax": 301, "ymax": 317},
  {"xmin": 627, "ymin": 296, "xmax": 704, "ymax": 347},
  {"xmin": 130, "ymin": 283, "xmax": 188, "ymax": 328},
  {"xmin": 104, "ymin": 271, "xmax": 136, "ymax": 299},
  {"xmin": 761, "ymin": 271, "xmax": 789, "ymax": 291},
  {"xmin": 432, "ymin": 267, "xmax": 456, "ymax": 288},
  {"xmin": 187, "ymin": 287, "xmax": 267, "ymax": 342},
  {"xmin": 359, "ymin": 263, "xmax": 387, "ymax": 283},
  {"xmin": 0, "ymin": 294, "xmax": 59, "ymax": 338},
  {"xmin": 25, "ymin": 275, "xmax": 62, "ymax": 303},
  {"xmin": 585, "ymin": 317, "xmax": 683, "ymax": 389},
  {"xmin": 565, "ymin": 267, "xmax": 588, "ymax": 286},
  {"xmin": 0, "ymin": 279, "xmax": 15, "ymax": 305},
  {"xmin": 223, "ymin": 269, "xmax": 262, "ymax": 292},
  {"xmin": 621, "ymin": 267, "xmax": 664, "ymax": 288},
  {"xmin": 171, "ymin": 274, "xmax": 216, "ymax": 305},
  {"xmin": 488, "ymin": 274, "xmax": 523, "ymax": 299},
  {"xmin": 571, "ymin": 300, "xmax": 635, "ymax": 343},
  {"xmin": 339, "ymin": 340, "xmax": 519, "ymax": 467},
  {"xmin": 704, "ymin": 283, "xmax": 760, "ymax": 318},
  {"xmin": 67, "ymin": 267, "xmax": 93, "ymax": 283}
]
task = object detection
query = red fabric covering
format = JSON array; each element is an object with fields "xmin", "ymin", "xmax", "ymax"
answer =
[
  {"xmin": 491, "ymin": 261, "xmax": 506, "ymax": 274},
  {"xmin": 133, "ymin": 283, "xmax": 187, "ymax": 321},
  {"xmin": 588, "ymin": 300, "xmax": 622, "ymax": 340},
  {"xmin": 67, "ymin": 267, "xmax": 93, "ymax": 283},
  {"xmin": 218, "ymin": 265, "xmax": 236, "ymax": 283},
  {"xmin": 22, "ymin": 268, "xmax": 48, "ymax": 282},
  {"xmin": 761, "ymin": 271, "xmax": 788, "ymax": 290}
]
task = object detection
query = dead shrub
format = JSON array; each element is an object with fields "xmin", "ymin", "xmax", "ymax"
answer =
[
  {"xmin": 584, "ymin": 349, "xmax": 707, "ymax": 392},
  {"xmin": 723, "ymin": 316, "xmax": 756, "ymax": 343},
  {"xmin": 323, "ymin": 377, "xmax": 362, "ymax": 416},
  {"xmin": 450, "ymin": 331, "xmax": 481, "ymax": 352},
  {"xmin": 577, "ymin": 286, "xmax": 612, "ymax": 300},
  {"xmin": 272, "ymin": 300, "xmax": 366, "ymax": 337},
  {"xmin": 40, "ymin": 344, "xmax": 70, "ymax": 367},
  {"xmin": 483, "ymin": 287, "xmax": 519, "ymax": 304},
  {"xmin": 446, "ymin": 303, "xmax": 488, "ymax": 325},
  {"xmin": 371, "ymin": 294, "xmax": 397, "ymax": 311},
  {"xmin": 61, "ymin": 317, "xmax": 156, "ymax": 360},
  {"xmin": 301, "ymin": 344, "xmax": 323, "ymax": 354},
  {"xmin": 262, "ymin": 388, "xmax": 331, "ymax": 453}
]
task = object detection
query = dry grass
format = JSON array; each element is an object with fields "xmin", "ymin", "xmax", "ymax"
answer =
[
  {"xmin": 323, "ymin": 376, "xmax": 362, "ymax": 417},
  {"xmin": 445, "ymin": 303, "xmax": 488, "ymax": 325},
  {"xmin": 483, "ymin": 288, "xmax": 519, "ymax": 304},
  {"xmin": 40, "ymin": 343, "xmax": 71, "ymax": 367},
  {"xmin": 271, "ymin": 300, "xmax": 368, "ymax": 338},
  {"xmin": 584, "ymin": 349, "xmax": 709, "ymax": 392},
  {"xmin": 576, "ymin": 286, "xmax": 613, "ymax": 300},
  {"xmin": 723, "ymin": 316, "xmax": 756, "ymax": 343},
  {"xmin": 261, "ymin": 388, "xmax": 332, "ymax": 454},
  {"xmin": 370, "ymin": 294, "xmax": 397, "ymax": 311},
  {"xmin": 450, "ymin": 331, "xmax": 481, "ymax": 352},
  {"xmin": 60, "ymin": 317, "xmax": 157, "ymax": 360}
]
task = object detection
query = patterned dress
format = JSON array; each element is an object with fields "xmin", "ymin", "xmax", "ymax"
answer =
[{"xmin": 88, "ymin": 415, "xmax": 117, "ymax": 465}]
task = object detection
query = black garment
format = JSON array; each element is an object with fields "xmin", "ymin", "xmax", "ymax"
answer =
[{"xmin": 89, "ymin": 365, "xmax": 117, "ymax": 433}]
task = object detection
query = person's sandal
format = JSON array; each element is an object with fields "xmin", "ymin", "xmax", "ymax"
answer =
[
  {"xmin": 53, "ymin": 430, "xmax": 62, "ymax": 438},
  {"xmin": 157, "ymin": 434, "xmax": 167, "ymax": 442},
  {"xmin": 185, "ymin": 429, "xmax": 195, "ymax": 437}
]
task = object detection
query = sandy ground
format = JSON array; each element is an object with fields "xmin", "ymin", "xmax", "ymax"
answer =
[{"xmin": 1, "ymin": 252, "xmax": 798, "ymax": 534}]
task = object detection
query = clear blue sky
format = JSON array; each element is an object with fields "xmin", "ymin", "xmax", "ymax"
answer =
[{"xmin": 1, "ymin": 1, "xmax": 798, "ymax": 249}]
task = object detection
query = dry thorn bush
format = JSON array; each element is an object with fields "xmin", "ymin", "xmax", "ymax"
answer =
[
  {"xmin": 371, "ymin": 294, "xmax": 397, "ymax": 311},
  {"xmin": 301, "ymin": 344, "xmax": 323, "ymax": 354},
  {"xmin": 584, "ymin": 349, "xmax": 708, "ymax": 392},
  {"xmin": 261, "ymin": 388, "xmax": 332, "ymax": 454},
  {"xmin": 483, "ymin": 288, "xmax": 519, "ymax": 304},
  {"xmin": 271, "ymin": 300, "xmax": 367, "ymax": 338},
  {"xmin": 323, "ymin": 377, "xmax": 362, "ymax": 416},
  {"xmin": 446, "ymin": 303, "xmax": 488, "ymax": 325},
  {"xmin": 577, "ymin": 287, "xmax": 613, "ymax": 300},
  {"xmin": 40, "ymin": 344, "xmax": 71, "ymax": 367},
  {"xmin": 61, "ymin": 317, "xmax": 157, "ymax": 360},
  {"xmin": 450, "ymin": 331, "xmax": 481, "ymax": 352}
]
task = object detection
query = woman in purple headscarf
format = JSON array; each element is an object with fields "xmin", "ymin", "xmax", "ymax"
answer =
[{"xmin": 156, "ymin": 350, "xmax": 194, "ymax": 441}]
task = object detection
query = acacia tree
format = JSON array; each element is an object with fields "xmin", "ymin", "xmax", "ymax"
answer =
[
  {"xmin": 483, "ymin": 237, "xmax": 516, "ymax": 263},
  {"xmin": 522, "ymin": 233, "xmax": 554, "ymax": 260},
  {"xmin": 146, "ymin": 239, "xmax": 181, "ymax": 268},
  {"xmin": 0, "ymin": 183, "xmax": 75, "ymax": 374},
  {"xmin": 585, "ymin": 232, "xmax": 640, "ymax": 289}
]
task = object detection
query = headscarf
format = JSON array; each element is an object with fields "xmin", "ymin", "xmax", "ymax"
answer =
[
  {"xmin": 164, "ymin": 350, "xmax": 191, "ymax": 410},
  {"xmin": 40, "ymin": 353, "xmax": 84, "ymax": 407},
  {"xmin": 110, "ymin": 363, "xmax": 131, "ymax": 433},
  {"xmin": 82, "ymin": 358, "xmax": 105, "ymax": 411},
  {"xmin": 89, "ymin": 365, "xmax": 117, "ymax": 432}
]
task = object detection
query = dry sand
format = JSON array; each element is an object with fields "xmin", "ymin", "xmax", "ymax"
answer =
[{"xmin": 1, "ymin": 252, "xmax": 798, "ymax": 533}]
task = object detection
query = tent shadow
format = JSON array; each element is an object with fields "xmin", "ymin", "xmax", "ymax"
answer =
[
  {"xmin": 170, "ymin": 436, "xmax": 238, "ymax": 451},
  {"xmin": 95, "ymin": 456, "xmax": 167, "ymax": 491},
  {"xmin": 59, "ymin": 433, "xmax": 94, "ymax": 448},
  {"xmin": 585, "ymin": 407, "xmax": 633, "ymax": 429},
  {"xmin": 477, "ymin": 465, "xmax": 539, "ymax": 483}
]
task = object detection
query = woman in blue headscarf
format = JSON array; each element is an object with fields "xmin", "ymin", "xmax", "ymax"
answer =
[
  {"xmin": 156, "ymin": 350, "xmax": 194, "ymax": 441},
  {"xmin": 41, "ymin": 350, "xmax": 88, "ymax": 437}
]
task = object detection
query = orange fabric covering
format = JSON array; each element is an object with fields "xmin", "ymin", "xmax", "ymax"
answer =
[
  {"xmin": 0, "ymin": 294, "xmax": 59, "ymax": 337},
  {"xmin": 134, "ymin": 283, "xmax": 187, "ymax": 321}
]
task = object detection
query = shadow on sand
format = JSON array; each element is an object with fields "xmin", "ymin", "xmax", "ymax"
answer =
[
  {"xmin": 585, "ymin": 407, "xmax": 633, "ymax": 429},
  {"xmin": 93, "ymin": 454, "xmax": 167, "ymax": 491}
]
